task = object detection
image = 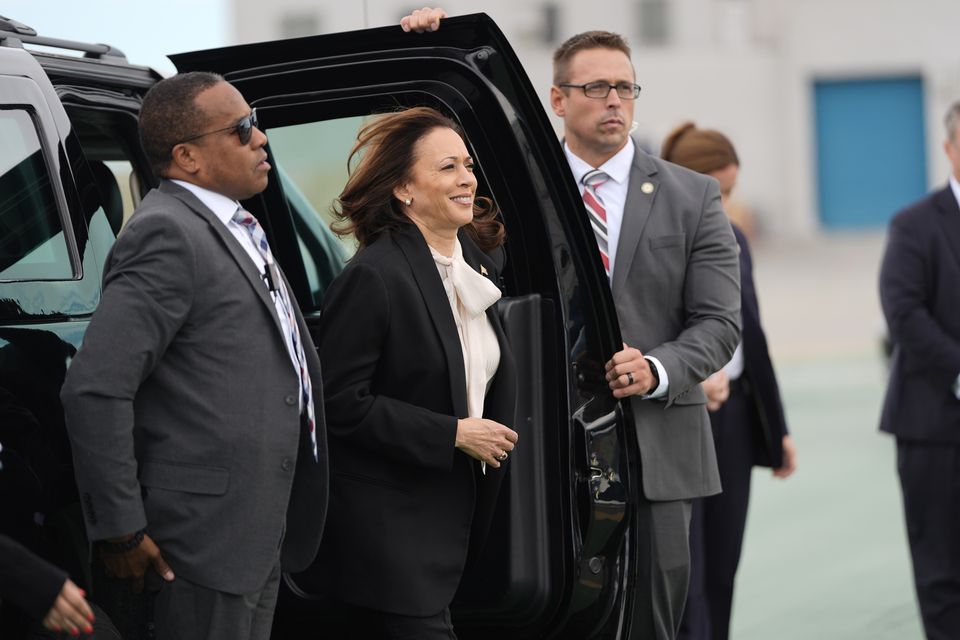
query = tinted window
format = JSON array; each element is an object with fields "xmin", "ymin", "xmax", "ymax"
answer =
[
  {"xmin": 267, "ymin": 117, "xmax": 361, "ymax": 307},
  {"xmin": 0, "ymin": 109, "xmax": 72, "ymax": 281}
]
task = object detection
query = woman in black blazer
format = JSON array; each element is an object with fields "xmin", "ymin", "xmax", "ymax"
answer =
[
  {"xmin": 663, "ymin": 124, "xmax": 798, "ymax": 640},
  {"xmin": 0, "ymin": 534, "xmax": 95, "ymax": 637},
  {"xmin": 312, "ymin": 107, "xmax": 518, "ymax": 638},
  {"xmin": 1, "ymin": 441, "xmax": 96, "ymax": 636}
]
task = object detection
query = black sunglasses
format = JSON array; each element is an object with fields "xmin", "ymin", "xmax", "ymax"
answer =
[{"xmin": 177, "ymin": 108, "xmax": 259, "ymax": 146}]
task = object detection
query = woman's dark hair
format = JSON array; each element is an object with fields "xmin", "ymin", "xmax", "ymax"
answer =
[
  {"xmin": 332, "ymin": 106, "xmax": 505, "ymax": 251},
  {"xmin": 660, "ymin": 122, "xmax": 739, "ymax": 175}
]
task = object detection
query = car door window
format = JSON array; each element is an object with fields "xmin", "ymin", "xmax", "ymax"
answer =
[
  {"xmin": 0, "ymin": 108, "xmax": 72, "ymax": 281},
  {"xmin": 268, "ymin": 116, "xmax": 362, "ymax": 256},
  {"xmin": 265, "ymin": 117, "xmax": 363, "ymax": 308}
]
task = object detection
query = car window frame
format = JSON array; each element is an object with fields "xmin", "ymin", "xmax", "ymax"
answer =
[
  {"xmin": 0, "ymin": 92, "xmax": 79, "ymax": 283},
  {"xmin": 0, "ymin": 61, "xmax": 102, "ymax": 323}
]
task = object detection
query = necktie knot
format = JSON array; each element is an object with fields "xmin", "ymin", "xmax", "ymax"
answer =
[
  {"xmin": 582, "ymin": 169, "xmax": 609, "ymax": 189},
  {"xmin": 233, "ymin": 208, "xmax": 272, "ymax": 259},
  {"xmin": 232, "ymin": 207, "xmax": 258, "ymax": 228}
]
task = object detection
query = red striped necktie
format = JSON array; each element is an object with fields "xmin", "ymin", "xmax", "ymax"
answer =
[{"xmin": 582, "ymin": 169, "xmax": 611, "ymax": 276}]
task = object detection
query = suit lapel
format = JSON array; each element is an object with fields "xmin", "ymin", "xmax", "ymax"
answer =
[
  {"xmin": 393, "ymin": 225, "xmax": 468, "ymax": 418},
  {"xmin": 158, "ymin": 181, "xmax": 287, "ymax": 342},
  {"xmin": 934, "ymin": 185, "xmax": 960, "ymax": 268},
  {"xmin": 612, "ymin": 147, "xmax": 660, "ymax": 297}
]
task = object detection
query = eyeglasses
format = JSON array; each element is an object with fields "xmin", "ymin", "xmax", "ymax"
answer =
[
  {"xmin": 558, "ymin": 82, "xmax": 642, "ymax": 100},
  {"xmin": 177, "ymin": 108, "xmax": 259, "ymax": 146}
]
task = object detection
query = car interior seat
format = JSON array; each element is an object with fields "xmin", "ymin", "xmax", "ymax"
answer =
[{"xmin": 88, "ymin": 161, "xmax": 123, "ymax": 236}]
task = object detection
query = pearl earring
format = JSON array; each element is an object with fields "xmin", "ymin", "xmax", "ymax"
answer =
[{"xmin": 404, "ymin": 198, "xmax": 412, "ymax": 206}]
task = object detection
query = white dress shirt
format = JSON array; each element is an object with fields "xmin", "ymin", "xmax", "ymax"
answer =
[
  {"xmin": 171, "ymin": 180, "xmax": 303, "ymax": 400},
  {"xmin": 563, "ymin": 141, "xmax": 669, "ymax": 399},
  {"xmin": 722, "ymin": 343, "xmax": 745, "ymax": 381}
]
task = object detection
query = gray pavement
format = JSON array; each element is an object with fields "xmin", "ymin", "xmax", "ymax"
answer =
[{"xmin": 728, "ymin": 231, "xmax": 925, "ymax": 638}]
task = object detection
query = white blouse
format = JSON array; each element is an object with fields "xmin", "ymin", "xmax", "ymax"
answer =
[{"xmin": 429, "ymin": 239, "xmax": 502, "ymax": 421}]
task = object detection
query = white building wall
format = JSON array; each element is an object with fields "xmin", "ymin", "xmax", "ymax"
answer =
[
  {"xmin": 230, "ymin": 0, "xmax": 960, "ymax": 238},
  {"xmin": 776, "ymin": 0, "xmax": 960, "ymax": 235}
]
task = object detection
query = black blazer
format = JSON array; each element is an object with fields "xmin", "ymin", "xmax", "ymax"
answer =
[
  {"xmin": 309, "ymin": 224, "xmax": 517, "ymax": 617},
  {"xmin": 880, "ymin": 185, "xmax": 960, "ymax": 442},
  {"xmin": 732, "ymin": 225, "xmax": 789, "ymax": 468}
]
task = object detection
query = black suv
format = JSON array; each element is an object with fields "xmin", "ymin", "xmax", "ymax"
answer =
[{"xmin": 0, "ymin": 13, "xmax": 640, "ymax": 639}]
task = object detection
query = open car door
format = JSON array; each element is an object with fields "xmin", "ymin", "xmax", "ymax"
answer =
[{"xmin": 171, "ymin": 13, "xmax": 640, "ymax": 639}]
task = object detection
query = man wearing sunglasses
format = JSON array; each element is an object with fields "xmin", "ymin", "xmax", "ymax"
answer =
[
  {"xmin": 62, "ymin": 72, "xmax": 328, "ymax": 640},
  {"xmin": 403, "ymin": 9, "xmax": 741, "ymax": 640}
]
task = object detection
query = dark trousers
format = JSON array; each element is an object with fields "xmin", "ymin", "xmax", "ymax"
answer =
[
  {"xmin": 897, "ymin": 440, "xmax": 960, "ymax": 640},
  {"xmin": 628, "ymin": 495, "xmax": 693, "ymax": 640},
  {"xmin": 152, "ymin": 559, "xmax": 282, "ymax": 640},
  {"xmin": 678, "ymin": 389, "xmax": 755, "ymax": 640},
  {"xmin": 325, "ymin": 600, "xmax": 457, "ymax": 639}
]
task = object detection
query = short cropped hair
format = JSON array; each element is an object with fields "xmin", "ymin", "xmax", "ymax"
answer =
[
  {"xmin": 552, "ymin": 31, "xmax": 632, "ymax": 86},
  {"xmin": 139, "ymin": 71, "xmax": 225, "ymax": 178}
]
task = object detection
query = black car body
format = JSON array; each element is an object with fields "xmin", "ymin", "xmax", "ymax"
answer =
[{"xmin": 0, "ymin": 13, "xmax": 640, "ymax": 639}]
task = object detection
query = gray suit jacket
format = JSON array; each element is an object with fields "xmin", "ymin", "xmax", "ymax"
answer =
[
  {"xmin": 61, "ymin": 181, "xmax": 328, "ymax": 595},
  {"xmin": 612, "ymin": 147, "xmax": 740, "ymax": 501}
]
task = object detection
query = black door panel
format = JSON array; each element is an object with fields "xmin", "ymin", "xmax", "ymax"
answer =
[{"xmin": 452, "ymin": 294, "xmax": 560, "ymax": 637}]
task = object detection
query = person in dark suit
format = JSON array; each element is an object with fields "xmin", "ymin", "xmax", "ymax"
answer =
[
  {"xmin": 879, "ymin": 101, "xmax": 960, "ymax": 640},
  {"xmin": 311, "ymin": 106, "xmax": 518, "ymax": 639},
  {"xmin": 60, "ymin": 72, "xmax": 328, "ymax": 640},
  {"xmin": 662, "ymin": 123, "xmax": 798, "ymax": 640}
]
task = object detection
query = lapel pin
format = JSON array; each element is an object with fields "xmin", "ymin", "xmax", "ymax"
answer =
[
  {"xmin": 641, "ymin": 182, "xmax": 655, "ymax": 194},
  {"xmin": 480, "ymin": 265, "xmax": 489, "ymax": 276}
]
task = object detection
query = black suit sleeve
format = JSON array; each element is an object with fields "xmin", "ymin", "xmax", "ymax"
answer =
[
  {"xmin": 880, "ymin": 212, "xmax": 960, "ymax": 380},
  {"xmin": 318, "ymin": 261, "xmax": 459, "ymax": 471},
  {"xmin": 0, "ymin": 535, "xmax": 66, "ymax": 622}
]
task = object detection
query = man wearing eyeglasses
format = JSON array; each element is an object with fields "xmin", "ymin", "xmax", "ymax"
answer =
[
  {"xmin": 403, "ymin": 10, "xmax": 740, "ymax": 640},
  {"xmin": 61, "ymin": 72, "xmax": 328, "ymax": 640}
]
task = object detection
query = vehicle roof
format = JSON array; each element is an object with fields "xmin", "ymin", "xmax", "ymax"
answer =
[{"xmin": 0, "ymin": 15, "xmax": 163, "ymax": 90}]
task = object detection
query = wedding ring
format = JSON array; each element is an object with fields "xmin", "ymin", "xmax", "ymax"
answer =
[
  {"xmin": 498, "ymin": 452, "xmax": 508, "ymax": 461},
  {"xmin": 627, "ymin": 372, "xmax": 635, "ymax": 385}
]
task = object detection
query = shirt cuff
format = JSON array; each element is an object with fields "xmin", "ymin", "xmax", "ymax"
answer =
[
  {"xmin": 642, "ymin": 356, "xmax": 669, "ymax": 400},
  {"xmin": 953, "ymin": 373, "xmax": 960, "ymax": 400}
]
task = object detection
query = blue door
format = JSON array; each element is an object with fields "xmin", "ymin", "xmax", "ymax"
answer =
[{"xmin": 814, "ymin": 76, "xmax": 927, "ymax": 228}]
